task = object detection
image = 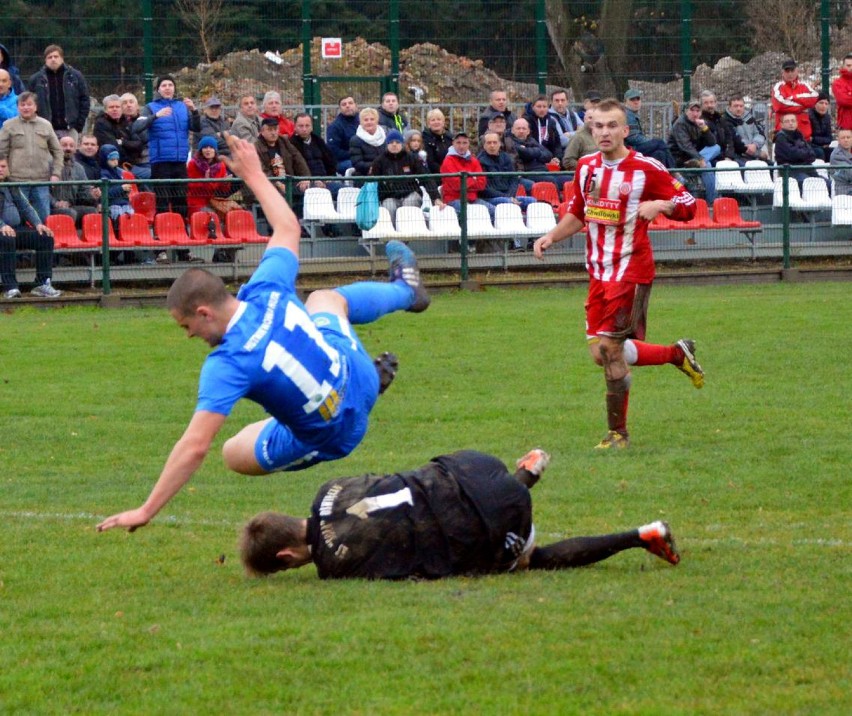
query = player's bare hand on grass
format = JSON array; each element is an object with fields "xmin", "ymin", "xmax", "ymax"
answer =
[{"xmin": 97, "ymin": 508, "xmax": 151, "ymax": 533}]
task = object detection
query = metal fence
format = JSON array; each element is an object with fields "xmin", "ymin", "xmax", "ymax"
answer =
[
  {"xmin": 0, "ymin": 1, "xmax": 839, "ymax": 105},
  {"xmin": 4, "ymin": 164, "xmax": 849, "ymax": 300}
]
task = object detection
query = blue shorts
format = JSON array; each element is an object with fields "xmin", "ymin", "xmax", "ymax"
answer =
[{"xmin": 253, "ymin": 313, "xmax": 380, "ymax": 472}]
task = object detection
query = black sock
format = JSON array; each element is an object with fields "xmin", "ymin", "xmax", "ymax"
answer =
[{"xmin": 528, "ymin": 530, "xmax": 642, "ymax": 570}]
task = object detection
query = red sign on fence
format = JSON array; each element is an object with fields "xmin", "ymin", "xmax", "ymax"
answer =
[{"xmin": 322, "ymin": 38, "xmax": 342, "ymax": 59}]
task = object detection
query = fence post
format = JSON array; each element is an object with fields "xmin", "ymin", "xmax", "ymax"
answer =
[
  {"xmin": 100, "ymin": 180, "xmax": 111, "ymax": 295},
  {"xmin": 535, "ymin": 0, "xmax": 548, "ymax": 95},
  {"xmin": 781, "ymin": 165, "xmax": 791, "ymax": 270},
  {"xmin": 141, "ymin": 0, "xmax": 154, "ymax": 103},
  {"xmin": 680, "ymin": 0, "xmax": 693, "ymax": 103},
  {"xmin": 821, "ymin": 0, "xmax": 831, "ymax": 92},
  {"xmin": 459, "ymin": 173, "xmax": 468, "ymax": 281}
]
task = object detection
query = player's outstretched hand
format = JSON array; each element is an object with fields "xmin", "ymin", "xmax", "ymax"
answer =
[
  {"xmin": 533, "ymin": 236, "xmax": 552, "ymax": 260},
  {"xmin": 97, "ymin": 507, "xmax": 151, "ymax": 533},
  {"xmin": 223, "ymin": 132, "xmax": 263, "ymax": 180}
]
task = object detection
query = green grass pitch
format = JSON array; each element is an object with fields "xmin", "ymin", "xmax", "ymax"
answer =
[{"xmin": 0, "ymin": 282, "xmax": 849, "ymax": 714}]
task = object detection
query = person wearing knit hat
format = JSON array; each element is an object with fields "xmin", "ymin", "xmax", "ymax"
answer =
[
  {"xmin": 385, "ymin": 129, "xmax": 404, "ymax": 145},
  {"xmin": 197, "ymin": 135, "xmax": 218, "ymax": 152},
  {"xmin": 98, "ymin": 143, "xmax": 134, "ymax": 221},
  {"xmin": 133, "ymin": 70, "xmax": 201, "ymax": 255},
  {"xmin": 809, "ymin": 90, "xmax": 833, "ymax": 160},
  {"xmin": 187, "ymin": 132, "xmax": 232, "ymax": 222}
]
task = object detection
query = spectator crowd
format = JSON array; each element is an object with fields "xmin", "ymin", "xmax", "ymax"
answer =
[{"xmin": 1, "ymin": 43, "xmax": 851, "ymax": 299}]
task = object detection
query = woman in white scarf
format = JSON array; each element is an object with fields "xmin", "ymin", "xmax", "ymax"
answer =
[{"xmin": 349, "ymin": 107, "xmax": 387, "ymax": 175}]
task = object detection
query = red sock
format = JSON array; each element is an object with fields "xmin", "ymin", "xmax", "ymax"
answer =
[{"xmin": 632, "ymin": 340, "xmax": 680, "ymax": 366}]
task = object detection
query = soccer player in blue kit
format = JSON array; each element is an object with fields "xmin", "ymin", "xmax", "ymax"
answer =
[{"xmin": 98, "ymin": 133, "xmax": 430, "ymax": 533}]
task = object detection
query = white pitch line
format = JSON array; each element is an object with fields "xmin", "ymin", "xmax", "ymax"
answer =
[{"xmin": 1, "ymin": 511, "xmax": 850, "ymax": 548}]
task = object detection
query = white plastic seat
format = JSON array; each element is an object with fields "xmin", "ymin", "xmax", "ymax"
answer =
[
  {"xmin": 303, "ymin": 188, "xmax": 341, "ymax": 221},
  {"xmin": 394, "ymin": 206, "xmax": 432, "ymax": 238},
  {"xmin": 361, "ymin": 207, "xmax": 399, "ymax": 239},
  {"xmin": 772, "ymin": 177, "xmax": 802, "ymax": 208},
  {"xmin": 798, "ymin": 177, "xmax": 832, "ymax": 210},
  {"xmin": 831, "ymin": 194, "xmax": 852, "ymax": 224},
  {"xmin": 494, "ymin": 202, "xmax": 534, "ymax": 236},
  {"xmin": 811, "ymin": 160, "xmax": 830, "ymax": 180},
  {"xmin": 464, "ymin": 203, "xmax": 498, "ymax": 237},
  {"xmin": 714, "ymin": 159, "xmax": 748, "ymax": 193},
  {"xmin": 742, "ymin": 160, "xmax": 775, "ymax": 194},
  {"xmin": 428, "ymin": 205, "xmax": 461, "ymax": 237},
  {"xmin": 335, "ymin": 187, "xmax": 360, "ymax": 221},
  {"xmin": 525, "ymin": 201, "xmax": 557, "ymax": 233}
]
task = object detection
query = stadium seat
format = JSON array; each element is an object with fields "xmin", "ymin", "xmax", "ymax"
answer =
[
  {"xmin": 649, "ymin": 212, "xmax": 682, "ymax": 230},
  {"xmin": 465, "ymin": 204, "xmax": 498, "ymax": 237},
  {"xmin": 742, "ymin": 160, "xmax": 775, "ymax": 194},
  {"xmin": 811, "ymin": 160, "xmax": 830, "ymax": 180},
  {"xmin": 190, "ymin": 211, "xmax": 225, "ymax": 241},
  {"xmin": 118, "ymin": 213, "xmax": 156, "ymax": 246},
  {"xmin": 714, "ymin": 160, "xmax": 748, "ymax": 194},
  {"xmin": 428, "ymin": 205, "xmax": 461, "ymax": 237},
  {"xmin": 130, "ymin": 191, "xmax": 156, "ymax": 224},
  {"xmin": 530, "ymin": 181, "xmax": 561, "ymax": 208},
  {"xmin": 154, "ymin": 212, "xmax": 191, "ymax": 245},
  {"xmin": 494, "ymin": 202, "xmax": 535, "ymax": 236},
  {"xmin": 224, "ymin": 209, "xmax": 268, "ymax": 243},
  {"xmin": 82, "ymin": 212, "xmax": 116, "ymax": 246},
  {"xmin": 394, "ymin": 206, "xmax": 432, "ymax": 238},
  {"xmin": 303, "ymin": 187, "xmax": 341, "ymax": 221},
  {"xmin": 831, "ymin": 194, "xmax": 852, "ymax": 225},
  {"xmin": 556, "ymin": 201, "xmax": 571, "ymax": 221},
  {"xmin": 798, "ymin": 177, "xmax": 832, "ymax": 210},
  {"xmin": 121, "ymin": 170, "xmax": 139, "ymax": 197},
  {"xmin": 335, "ymin": 187, "xmax": 360, "ymax": 221},
  {"xmin": 711, "ymin": 198, "xmax": 761, "ymax": 229},
  {"xmin": 525, "ymin": 202, "xmax": 557, "ymax": 233},
  {"xmin": 772, "ymin": 177, "xmax": 802, "ymax": 208},
  {"xmin": 516, "ymin": 184, "xmax": 526, "ymax": 197},
  {"xmin": 361, "ymin": 207, "xmax": 399, "ymax": 240},
  {"xmin": 45, "ymin": 214, "xmax": 82, "ymax": 248},
  {"xmin": 684, "ymin": 198, "xmax": 713, "ymax": 229},
  {"xmin": 562, "ymin": 181, "xmax": 574, "ymax": 202}
]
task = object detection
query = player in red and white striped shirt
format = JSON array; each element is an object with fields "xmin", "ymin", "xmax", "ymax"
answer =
[{"xmin": 534, "ymin": 99, "xmax": 705, "ymax": 449}]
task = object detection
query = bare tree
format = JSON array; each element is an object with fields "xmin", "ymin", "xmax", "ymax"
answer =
[
  {"xmin": 545, "ymin": 0, "xmax": 634, "ymax": 98},
  {"xmin": 745, "ymin": 0, "xmax": 819, "ymax": 61},
  {"xmin": 175, "ymin": 0, "xmax": 225, "ymax": 64}
]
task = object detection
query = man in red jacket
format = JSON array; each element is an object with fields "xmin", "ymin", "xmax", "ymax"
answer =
[
  {"xmin": 771, "ymin": 58, "xmax": 819, "ymax": 141},
  {"xmin": 440, "ymin": 132, "xmax": 490, "ymax": 212},
  {"xmin": 832, "ymin": 54, "xmax": 852, "ymax": 131},
  {"xmin": 533, "ymin": 99, "xmax": 703, "ymax": 450}
]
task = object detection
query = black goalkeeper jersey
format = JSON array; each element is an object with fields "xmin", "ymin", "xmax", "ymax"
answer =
[{"xmin": 306, "ymin": 451, "xmax": 533, "ymax": 580}]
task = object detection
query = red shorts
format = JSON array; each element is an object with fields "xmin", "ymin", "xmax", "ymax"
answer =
[{"xmin": 585, "ymin": 278, "xmax": 651, "ymax": 341}]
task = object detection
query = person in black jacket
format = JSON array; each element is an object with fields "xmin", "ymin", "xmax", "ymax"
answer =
[
  {"xmin": 27, "ymin": 44, "xmax": 90, "ymax": 141},
  {"xmin": 369, "ymin": 130, "xmax": 443, "ymax": 223},
  {"xmin": 808, "ymin": 92, "xmax": 833, "ymax": 161},
  {"xmin": 699, "ymin": 91, "xmax": 736, "ymax": 162},
  {"xmin": 774, "ymin": 113, "xmax": 822, "ymax": 190},
  {"xmin": 239, "ymin": 448, "xmax": 681, "ymax": 579},
  {"xmin": 422, "ymin": 108, "xmax": 452, "ymax": 174}
]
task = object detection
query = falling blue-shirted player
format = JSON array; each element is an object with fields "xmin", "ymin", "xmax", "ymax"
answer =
[{"xmin": 98, "ymin": 133, "xmax": 430, "ymax": 533}]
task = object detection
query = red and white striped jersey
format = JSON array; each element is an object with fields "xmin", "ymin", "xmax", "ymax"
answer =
[{"xmin": 567, "ymin": 150, "xmax": 696, "ymax": 283}]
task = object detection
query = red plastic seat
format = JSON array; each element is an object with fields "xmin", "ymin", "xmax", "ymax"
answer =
[
  {"xmin": 556, "ymin": 201, "xmax": 571, "ymax": 222},
  {"xmin": 684, "ymin": 198, "xmax": 713, "ymax": 229},
  {"xmin": 154, "ymin": 212, "xmax": 193, "ymax": 245},
  {"xmin": 562, "ymin": 181, "xmax": 574, "ymax": 202},
  {"xmin": 45, "ymin": 214, "xmax": 83, "ymax": 248},
  {"xmin": 712, "ymin": 198, "xmax": 761, "ymax": 229},
  {"xmin": 130, "ymin": 191, "xmax": 156, "ymax": 225},
  {"xmin": 189, "ymin": 211, "xmax": 226, "ymax": 242},
  {"xmin": 531, "ymin": 181, "xmax": 561, "ymax": 208},
  {"xmin": 82, "ymin": 213, "xmax": 116, "ymax": 247},
  {"xmin": 224, "ymin": 209, "xmax": 269, "ymax": 244},
  {"xmin": 118, "ymin": 213, "xmax": 158, "ymax": 246},
  {"xmin": 649, "ymin": 213, "xmax": 682, "ymax": 230},
  {"xmin": 516, "ymin": 184, "xmax": 526, "ymax": 197},
  {"xmin": 121, "ymin": 170, "xmax": 139, "ymax": 197}
]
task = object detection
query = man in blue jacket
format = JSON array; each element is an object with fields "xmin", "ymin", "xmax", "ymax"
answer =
[{"xmin": 133, "ymin": 75, "xmax": 201, "ymax": 218}]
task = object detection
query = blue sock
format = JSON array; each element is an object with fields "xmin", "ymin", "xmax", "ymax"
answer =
[{"xmin": 335, "ymin": 281, "xmax": 413, "ymax": 324}]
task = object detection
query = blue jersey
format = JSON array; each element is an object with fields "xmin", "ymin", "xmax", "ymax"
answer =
[{"xmin": 196, "ymin": 249, "xmax": 354, "ymax": 445}]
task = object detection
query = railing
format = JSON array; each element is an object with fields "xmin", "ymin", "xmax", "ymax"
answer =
[{"xmin": 2, "ymin": 162, "xmax": 849, "ymax": 299}]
